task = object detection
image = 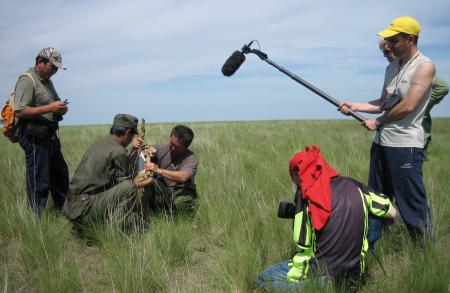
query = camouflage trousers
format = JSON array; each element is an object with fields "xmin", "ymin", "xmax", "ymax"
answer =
[
  {"xmin": 141, "ymin": 179, "xmax": 198, "ymax": 217},
  {"xmin": 63, "ymin": 180, "xmax": 141, "ymax": 226}
]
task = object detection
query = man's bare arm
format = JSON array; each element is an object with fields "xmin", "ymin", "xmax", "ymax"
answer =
[
  {"xmin": 338, "ymin": 88, "xmax": 387, "ymax": 115},
  {"xmin": 379, "ymin": 62, "xmax": 436, "ymax": 124}
]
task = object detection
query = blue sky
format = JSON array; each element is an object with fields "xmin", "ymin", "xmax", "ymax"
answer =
[{"xmin": 1, "ymin": 0, "xmax": 449, "ymax": 125}]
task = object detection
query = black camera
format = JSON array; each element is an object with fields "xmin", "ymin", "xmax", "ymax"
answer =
[{"xmin": 277, "ymin": 202, "xmax": 296, "ymax": 219}]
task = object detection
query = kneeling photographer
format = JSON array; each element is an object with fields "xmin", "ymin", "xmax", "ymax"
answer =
[{"xmin": 256, "ymin": 145, "xmax": 397, "ymax": 292}]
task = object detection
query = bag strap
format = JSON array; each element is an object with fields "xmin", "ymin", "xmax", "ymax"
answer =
[
  {"xmin": 8, "ymin": 92, "xmax": 15, "ymax": 105},
  {"xmin": 23, "ymin": 72, "xmax": 58, "ymax": 103},
  {"xmin": 7, "ymin": 73, "xmax": 37, "ymax": 115},
  {"xmin": 21, "ymin": 72, "xmax": 37, "ymax": 91},
  {"xmin": 21, "ymin": 72, "xmax": 36, "ymax": 89}
]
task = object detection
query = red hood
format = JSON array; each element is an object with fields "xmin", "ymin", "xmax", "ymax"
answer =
[{"xmin": 289, "ymin": 145, "xmax": 339, "ymax": 230}]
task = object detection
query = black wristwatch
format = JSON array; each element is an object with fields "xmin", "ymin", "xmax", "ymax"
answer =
[{"xmin": 375, "ymin": 118, "xmax": 384, "ymax": 130}]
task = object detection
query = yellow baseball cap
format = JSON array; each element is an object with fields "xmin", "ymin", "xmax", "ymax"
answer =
[{"xmin": 378, "ymin": 16, "xmax": 421, "ymax": 38}]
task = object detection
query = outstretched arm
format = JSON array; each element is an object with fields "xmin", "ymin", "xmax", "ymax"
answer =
[{"xmin": 338, "ymin": 86, "xmax": 387, "ymax": 115}]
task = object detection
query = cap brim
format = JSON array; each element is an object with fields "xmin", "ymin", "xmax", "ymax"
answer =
[
  {"xmin": 377, "ymin": 29, "xmax": 400, "ymax": 38},
  {"xmin": 50, "ymin": 60, "xmax": 66, "ymax": 70}
]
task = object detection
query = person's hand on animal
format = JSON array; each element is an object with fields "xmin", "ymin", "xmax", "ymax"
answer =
[
  {"xmin": 132, "ymin": 137, "xmax": 143, "ymax": 149},
  {"xmin": 134, "ymin": 176, "xmax": 154, "ymax": 188},
  {"xmin": 145, "ymin": 162, "xmax": 158, "ymax": 173}
]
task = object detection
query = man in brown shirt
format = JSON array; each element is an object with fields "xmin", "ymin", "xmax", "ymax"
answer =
[{"xmin": 138, "ymin": 125, "xmax": 198, "ymax": 217}]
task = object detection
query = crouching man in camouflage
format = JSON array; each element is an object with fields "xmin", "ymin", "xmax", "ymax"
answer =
[{"xmin": 63, "ymin": 114, "xmax": 153, "ymax": 227}]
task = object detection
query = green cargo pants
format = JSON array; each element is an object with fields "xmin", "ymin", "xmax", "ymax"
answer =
[
  {"xmin": 142, "ymin": 179, "xmax": 198, "ymax": 217},
  {"xmin": 63, "ymin": 180, "xmax": 140, "ymax": 225}
]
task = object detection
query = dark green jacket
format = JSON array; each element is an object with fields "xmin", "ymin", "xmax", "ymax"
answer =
[
  {"xmin": 69, "ymin": 135, "xmax": 132, "ymax": 196},
  {"xmin": 423, "ymin": 76, "xmax": 449, "ymax": 144}
]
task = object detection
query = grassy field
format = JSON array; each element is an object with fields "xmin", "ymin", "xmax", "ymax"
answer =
[{"xmin": 1, "ymin": 119, "xmax": 449, "ymax": 292}]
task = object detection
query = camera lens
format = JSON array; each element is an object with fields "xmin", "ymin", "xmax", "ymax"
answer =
[{"xmin": 278, "ymin": 202, "xmax": 296, "ymax": 219}]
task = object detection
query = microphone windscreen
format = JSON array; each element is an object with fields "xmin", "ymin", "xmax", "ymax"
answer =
[{"xmin": 221, "ymin": 50, "xmax": 245, "ymax": 76}]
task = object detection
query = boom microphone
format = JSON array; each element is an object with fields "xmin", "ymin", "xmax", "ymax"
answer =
[
  {"xmin": 221, "ymin": 40, "xmax": 368, "ymax": 122},
  {"xmin": 221, "ymin": 50, "xmax": 246, "ymax": 77}
]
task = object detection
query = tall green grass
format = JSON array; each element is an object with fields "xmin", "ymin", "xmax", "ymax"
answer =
[{"xmin": 1, "ymin": 119, "xmax": 449, "ymax": 292}]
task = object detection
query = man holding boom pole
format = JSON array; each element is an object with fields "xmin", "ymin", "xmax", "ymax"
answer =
[{"xmin": 338, "ymin": 16, "xmax": 435, "ymax": 248}]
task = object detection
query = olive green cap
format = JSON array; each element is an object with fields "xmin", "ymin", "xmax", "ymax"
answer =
[{"xmin": 112, "ymin": 114, "xmax": 138, "ymax": 134}]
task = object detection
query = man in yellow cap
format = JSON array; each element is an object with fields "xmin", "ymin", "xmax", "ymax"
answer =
[
  {"xmin": 338, "ymin": 16, "xmax": 436, "ymax": 248},
  {"xmin": 378, "ymin": 39, "xmax": 449, "ymax": 154}
]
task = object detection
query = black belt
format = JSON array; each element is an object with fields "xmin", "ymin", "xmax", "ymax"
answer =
[
  {"xmin": 21, "ymin": 120, "xmax": 59, "ymax": 139},
  {"xmin": 67, "ymin": 194, "xmax": 89, "ymax": 202}
]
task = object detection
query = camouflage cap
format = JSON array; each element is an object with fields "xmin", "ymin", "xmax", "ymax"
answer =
[
  {"xmin": 113, "ymin": 114, "xmax": 138, "ymax": 134},
  {"xmin": 38, "ymin": 47, "xmax": 66, "ymax": 70}
]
